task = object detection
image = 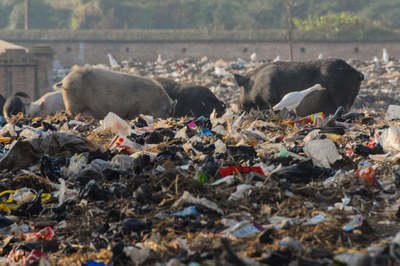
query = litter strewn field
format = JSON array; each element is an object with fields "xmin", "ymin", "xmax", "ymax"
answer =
[{"xmin": 1, "ymin": 55, "xmax": 400, "ymax": 266}]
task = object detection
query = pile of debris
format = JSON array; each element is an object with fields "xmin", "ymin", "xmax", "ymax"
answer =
[
  {"xmin": 0, "ymin": 56, "xmax": 400, "ymax": 265},
  {"xmin": 88, "ymin": 55, "xmax": 400, "ymax": 113}
]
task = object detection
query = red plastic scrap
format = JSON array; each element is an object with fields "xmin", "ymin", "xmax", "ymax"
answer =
[
  {"xmin": 22, "ymin": 226, "xmax": 54, "ymax": 242},
  {"xmin": 285, "ymin": 112, "xmax": 325, "ymax": 127},
  {"xmin": 26, "ymin": 250, "xmax": 49, "ymax": 265},
  {"xmin": 367, "ymin": 139, "xmax": 377, "ymax": 148},
  {"xmin": 345, "ymin": 143, "xmax": 354, "ymax": 157},
  {"xmin": 108, "ymin": 135, "xmax": 136, "ymax": 154},
  {"xmin": 356, "ymin": 166, "xmax": 382, "ymax": 189},
  {"xmin": 218, "ymin": 166, "xmax": 265, "ymax": 177}
]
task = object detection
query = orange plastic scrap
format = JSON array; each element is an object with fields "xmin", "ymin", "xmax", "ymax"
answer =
[
  {"xmin": 218, "ymin": 166, "xmax": 265, "ymax": 177},
  {"xmin": 285, "ymin": 112, "xmax": 325, "ymax": 127},
  {"xmin": 0, "ymin": 137, "xmax": 11, "ymax": 143}
]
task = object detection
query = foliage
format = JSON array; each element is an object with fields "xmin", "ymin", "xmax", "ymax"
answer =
[
  {"xmin": 293, "ymin": 12, "xmax": 383, "ymax": 39},
  {"xmin": 358, "ymin": 0, "xmax": 400, "ymax": 28},
  {"xmin": 0, "ymin": 0, "xmax": 398, "ymax": 39}
]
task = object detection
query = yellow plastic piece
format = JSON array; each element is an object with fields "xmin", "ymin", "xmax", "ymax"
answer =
[{"xmin": 0, "ymin": 188, "xmax": 52, "ymax": 213}]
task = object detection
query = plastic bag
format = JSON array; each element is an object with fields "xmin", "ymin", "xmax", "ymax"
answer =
[
  {"xmin": 377, "ymin": 126, "xmax": 400, "ymax": 153},
  {"xmin": 63, "ymin": 153, "xmax": 88, "ymax": 178},
  {"xmin": 303, "ymin": 139, "xmax": 342, "ymax": 168},
  {"xmin": 214, "ymin": 139, "xmax": 227, "ymax": 154},
  {"xmin": 228, "ymin": 184, "xmax": 255, "ymax": 201}
]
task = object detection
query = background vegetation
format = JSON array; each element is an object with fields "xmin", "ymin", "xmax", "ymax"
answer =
[{"xmin": 0, "ymin": 0, "xmax": 399, "ymax": 40}]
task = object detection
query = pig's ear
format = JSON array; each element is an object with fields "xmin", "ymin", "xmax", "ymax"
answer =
[
  {"xmin": 53, "ymin": 82, "xmax": 62, "ymax": 90},
  {"xmin": 234, "ymin": 74, "xmax": 249, "ymax": 87},
  {"xmin": 170, "ymin": 99, "xmax": 177, "ymax": 116},
  {"xmin": 39, "ymin": 99, "xmax": 46, "ymax": 108}
]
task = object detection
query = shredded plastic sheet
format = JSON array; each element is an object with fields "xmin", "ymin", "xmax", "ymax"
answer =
[
  {"xmin": 218, "ymin": 166, "xmax": 265, "ymax": 177},
  {"xmin": 343, "ymin": 215, "xmax": 367, "ymax": 232},
  {"xmin": 172, "ymin": 191, "xmax": 223, "ymax": 215}
]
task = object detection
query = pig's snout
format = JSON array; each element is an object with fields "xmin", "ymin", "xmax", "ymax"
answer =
[
  {"xmin": 168, "ymin": 99, "xmax": 177, "ymax": 117},
  {"xmin": 358, "ymin": 73, "xmax": 364, "ymax": 82}
]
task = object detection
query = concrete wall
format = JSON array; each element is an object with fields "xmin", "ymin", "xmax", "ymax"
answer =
[
  {"xmin": 10, "ymin": 40, "xmax": 400, "ymax": 67},
  {"xmin": 0, "ymin": 49, "xmax": 37, "ymax": 105},
  {"xmin": 29, "ymin": 46, "xmax": 55, "ymax": 97}
]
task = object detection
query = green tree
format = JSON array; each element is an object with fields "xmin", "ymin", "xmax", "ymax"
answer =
[
  {"xmin": 8, "ymin": 3, "xmax": 24, "ymax": 29},
  {"xmin": 359, "ymin": 0, "xmax": 400, "ymax": 28},
  {"xmin": 30, "ymin": 1, "xmax": 70, "ymax": 29},
  {"xmin": 0, "ymin": 0, "xmax": 399, "ymax": 32},
  {"xmin": 293, "ymin": 12, "xmax": 382, "ymax": 38},
  {"xmin": 0, "ymin": 0, "xmax": 18, "ymax": 28}
]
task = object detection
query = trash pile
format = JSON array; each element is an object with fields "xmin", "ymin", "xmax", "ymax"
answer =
[
  {"xmin": 349, "ymin": 58, "xmax": 400, "ymax": 112},
  {"xmin": 0, "ymin": 56, "xmax": 400, "ymax": 265}
]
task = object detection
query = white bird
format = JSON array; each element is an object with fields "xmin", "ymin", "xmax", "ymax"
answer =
[
  {"xmin": 273, "ymin": 55, "xmax": 281, "ymax": 62},
  {"xmin": 199, "ymin": 56, "xmax": 208, "ymax": 64},
  {"xmin": 318, "ymin": 53, "xmax": 324, "ymax": 59},
  {"xmin": 272, "ymin": 84, "xmax": 326, "ymax": 113},
  {"xmin": 382, "ymin": 48, "xmax": 389, "ymax": 64},
  {"xmin": 157, "ymin": 54, "xmax": 166, "ymax": 65},
  {"xmin": 107, "ymin": 53, "xmax": 120, "ymax": 69},
  {"xmin": 373, "ymin": 56, "xmax": 380, "ymax": 67},
  {"xmin": 250, "ymin": 52, "xmax": 257, "ymax": 62}
]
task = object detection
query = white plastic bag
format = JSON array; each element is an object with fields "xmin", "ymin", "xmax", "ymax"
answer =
[
  {"xmin": 214, "ymin": 139, "xmax": 227, "ymax": 154},
  {"xmin": 377, "ymin": 126, "xmax": 400, "ymax": 153},
  {"xmin": 303, "ymin": 139, "xmax": 342, "ymax": 168}
]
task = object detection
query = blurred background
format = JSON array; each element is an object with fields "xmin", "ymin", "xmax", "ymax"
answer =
[
  {"xmin": 1, "ymin": 0, "xmax": 399, "ymax": 65},
  {"xmin": 0, "ymin": 0, "xmax": 398, "ymax": 33}
]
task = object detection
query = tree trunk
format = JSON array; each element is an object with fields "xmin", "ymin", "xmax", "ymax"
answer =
[
  {"xmin": 284, "ymin": 0, "xmax": 294, "ymax": 61},
  {"xmin": 24, "ymin": 0, "xmax": 30, "ymax": 30}
]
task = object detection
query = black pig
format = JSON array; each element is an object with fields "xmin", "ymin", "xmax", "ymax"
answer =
[
  {"xmin": 155, "ymin": 78, "xmax": 226, "ymax": 118},
  {"xmin": 234, "ymin": 58, "xmax": 364, "ymax": 116},
  {"xmin": 3, "ymin": 92, "xmax": 30, "ymax": 120},
  {"xmin": 0, "ymin": 94, "xmax": 6, "ymax": 115}
]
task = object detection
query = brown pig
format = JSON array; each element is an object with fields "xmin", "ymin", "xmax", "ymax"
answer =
[{"xmin": 60, "ymin": 66, "xmax": 176, "ymax": 119}]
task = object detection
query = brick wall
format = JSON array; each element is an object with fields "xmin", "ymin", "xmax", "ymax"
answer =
[
  {"xmin": 0, "ymin": 50, "xmax": 35, "ymax": 103},
  {"xmin": 0, "ymin": 46, "xmax": 53, "ymax": 102}
]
